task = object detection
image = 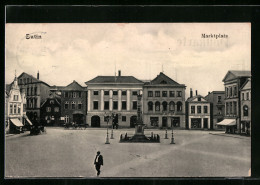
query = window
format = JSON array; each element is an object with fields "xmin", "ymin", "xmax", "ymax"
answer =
[
  {"xmin": 113, "ymin": 101, "xmax": 118, "ymax": 110},
  {"xmin": 230, "ymin": 102, "xmax": 233, "ymax": 114},
  {"xmin": 73, "ymin": 92, "xmax": 77, "ymax": 98},
  {"xmin": 19, "ymin": 79, "xmax": 22, "ymax": 84},
  {"xmin": 155, "ymin": 102, "xmax": 160, "ymax": 111},
  {"xmin": 122, "ymin": 101, "xmax": 126, "ymax": 110},
  {"xmin": 104, "ymin": 116, "xmax": 109, "ymax": 122},
  {"xmin": 191, "ymin": 106, "xmax": 195, "ymax": 114},
  {"xmin": 65, "ymin": 92, "xmax": 69, "ymax": 98},
  {"xmin": 54, "ymin": 107, "xmax": 59, "ymax": 112},
  {"xmin": 150, "ymin": 117, "xmax": 159, "ymax": 127},
  {"xmin": 177, "ymin": 91, "xmax": 182, "ymax": 97},
  {"xmin": 113, "ymin": 91, "xmax": 118, "ymax": 95},
  {"xmin": 246, "ymin": 92, "xmax": 249, "ymax": 100},
  {"xmin": 34, "ymin": 87, "xmax": 37, "ymax": 95},
  {"xmin": 14, "ymin": 104, "xmax": 17, "ymax": 114},
  {"xmin": 243, "ymin": 105, "xmax": 249, "ymax": 116},
  {"xmin": 155, "ymin": 91, "xmax": 160, "ymax": 97},
  {"xmin": 169, "ymin": 101, "xmax": 175, "ymax": 111},
  {"xmin": 162, "ymin": 101, "xmax": 167, "ymax": 111},
  {"xmin": 242, "ymin": 93, "xmax": 245, "ymax": 100},
  {"xmin": 122, "ymin": 91, "xmax": 127, "ymax": 96},
  {"xmin": 93, "ymin": 101, "xmax": 98, "ymax": 110},
  {"xmin": 148, "ymin": 91, "xmax": 153, "ymax": 97},
  {"xmin": 103, "ymin": 101, "xmax": 109, "ymax": 110},
  {"xmin": 122, "ymin": 116, "xmax": 126, "ymax": 122},
  {"xmin": 230, "ymin": 87, "xmax": 232, "ymax": 97},
  {"xmin": 78, "ymin": 92, "xmax": 82, "ymax": 98},
  {"xmin": 162, "ymin": 91, "xmax": 167, "ymax": 97},
  {"xmin": 104, "ymin": 91, "xmax": 109, "ymax": 95},
  {"xmin": 234, "ymin": 86, "xmax": 237, "ymax": 96},
  {"xmin": 65, "ymin": 102, "xmax": 69, "ymax": 109},
  {"xmin": 10, "ymin": 104, "xmax": 13, "ymax": 114},
  {"xmin": 13, "ymin": 95, "xmax": 18, "ymax": 101},
  {"xmin": 27, "ymin": 88, "xmax": 29, "ymax": 95},
  {"xmin": 204, "ymin": 106, "xmax": 208, "ymax": 113},
  {"xmin": 218, "ymin": 96, "xmax": 222, "ymax": 103},
  {"xmin": 198, "ymin": 97, "xmax": 201, "ymax": 101},
  {"xmin": 78, "ymin": 101, "xmax": 82, "ymax": 109},
  {"xmin": 71, "ymin": 102, "xmax": 76, "ymax": 109},
  {"xmin": 46, "ymin": 107, "xmax": 51, "ymax": 112},
  {"xmin": 226, "ymin": 103, "xmax": 229, "ymax": 115},
  {"xmin": 50, "ymin": 100, "xmax": 54, "ymax": 104},
  {"xmin": 93, "ymin": 91, "xmax": 99, "ymax": 95},
  {"xmin": 31, "ymin": 87, "xmax": 33, "ymax": 96},
  {"xmin": 65, "ymin": 115, "xmax": 69, "ymax": 123},
  {"xmin": 197, "ymin": 106, "xmax": 201, "ymax": 114},
  {"xmin": 34, "ymin": 98, "xmax": 37, "ymax": 108},
  {"xmin": 177, "ymin": 102, "xmax": 182, "ymax": 111},
  {"xmin": 218, "ymin": 107, "xmax": 222, "ymax": 115},
  {"xmin": 148, "ymin": 102, "xmax": 153, "ymax": 111},
  {"xmin": 234, "ymin": 102, "xmax": 237, "ymax": 115},
  {"xmin": 132, "ymin": 101, "xmax": 137, "ymax": 110},
  {"xmin": 27, "ymin": 78, "xmax": 29, "ymax": 83},
  {"xmin": 226, "ymin": 87, "xmax": 229, "ymax": 98},
  {"xmin": 23, "ymin": 78, "xmax": 26, "ymax": 84},
  {"xmin": 169, "ymin": 91, "xmax": 175, "ymax": 97},
  {"xmin": 132, "ymin": 91, "xmax": 138, "ymax": 96}
]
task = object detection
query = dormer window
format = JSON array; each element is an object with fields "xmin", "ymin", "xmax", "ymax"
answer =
[
  {"xmin": 198, "ymin": 97, "xmax": 201, "ymax": 101},
  {"xmin": 160, "ymin": 80, "xmax": 167, "ymax": 84}
]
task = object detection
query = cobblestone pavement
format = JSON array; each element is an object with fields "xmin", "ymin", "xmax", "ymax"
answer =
[{"xmin": 5, "ymin": 127, "xmax": 251, "ymax": 178}]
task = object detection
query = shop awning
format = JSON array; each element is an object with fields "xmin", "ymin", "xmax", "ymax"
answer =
[
  {"xmin": 216, "ymin": 119, "xmax": 236, "ymax": 126},
  {"xmin": 10, "ymin": 118, "xmax": 24, "ymax": 127},
  {"xmin": 25, "ymin": 117, "xmax": 33, "ymax": 125}
]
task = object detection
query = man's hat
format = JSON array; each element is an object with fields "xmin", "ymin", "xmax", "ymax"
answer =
[{"xmin": 97, "ymin": 151, "xmax": 100, "ymax": 154}]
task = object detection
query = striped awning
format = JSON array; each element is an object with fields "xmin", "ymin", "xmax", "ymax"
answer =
[
  {"xmin": 216, "ymin": 119, "xmax": 236, "ymax": 126},
  {"xmin": 10, "ymin": 118, "xmax": 24, "ymax": 127}
]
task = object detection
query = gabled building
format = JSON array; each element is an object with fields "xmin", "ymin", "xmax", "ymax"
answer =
[
  {"xmin": 218, "ymin": 70, "xmax": 251, "ymax": 134},
  {"xmin": 60, "ymin": 81, "xmax": 87, "ymax": 125},
  {"xmin": 85, "ymin": 70, "xmax": 144, "ymax": 127},
  {"xmin": 240, "ymin": 78, "xmax": 251, "ymax": 135},
  {"xmin": 40, "ymin": 92, "xmax": 61, "ymax": 126},
  {"xmin": 205, "ymin": 91, "xmax": 225, "ymax": 130},
  {"xmin": 16, "ymin": 71, "xmax": 51, "ymax": 125},
  {"xmin": 186, "ymin": 90, "xmax": 211, "ymax": 130},
  {"xmin": 143, "ymin": 72, "xmax": 186, "ymax": 128}
]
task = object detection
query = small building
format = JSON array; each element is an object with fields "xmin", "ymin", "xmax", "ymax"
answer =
[
  {"xmin": 143, "ymin": 72, "xmax": 186, "ymax": 128},
  {"xmin": 186, "ymin": 90, "xmax": 211, "ymax": 130},
  {"xmin": 240, "ymin": 78, "xmax": 251, "ymax": 135},
  {"xmin": 205, "ymin": 91, "xmax": 225, "ymax": 130},
  {"xmin": 40, "ymin": 92, "xmax": 61, "ymax": 126}
]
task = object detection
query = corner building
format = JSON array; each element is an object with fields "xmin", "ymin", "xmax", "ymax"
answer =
[
  {"xmin": 85, "ymin": 71, "xmax": 143, "ymax": 128},
  {"xmin": 143, "ymin": 72, "xmax": 186, "ymax": 128}
]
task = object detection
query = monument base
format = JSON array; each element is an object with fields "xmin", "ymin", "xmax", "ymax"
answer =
[{"xmin": 120, "ymin": 133, "xmax": 160, "ymax": 143}]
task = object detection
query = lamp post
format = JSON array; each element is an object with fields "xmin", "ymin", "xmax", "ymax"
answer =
[
  {"xmin": 170, "ymin": 111, "xmax": 175, "ymax": 144},
  {"xmin": 105, "ymin": 112, "xmax": 110, "ymax": 144},
  {"xmin": 110, "ymin": 113, "xmax": 114, "ymax": 139},
  {"xmin": 163, "ymin": 112, "xmax": 168, "ymax": 139}
]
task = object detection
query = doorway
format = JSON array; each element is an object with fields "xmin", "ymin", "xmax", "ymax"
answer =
[{"xmin": 91, "ymin": 116, "xmax": 100, "ymax": 127}]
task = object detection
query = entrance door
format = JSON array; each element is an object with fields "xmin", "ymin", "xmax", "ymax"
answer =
[
  {"xmin": 91, "ymin": 116, "xmax": 100, "ymax": 127},
  {"xmin": 191, "ymin": 118, "xmax": 201, "ymax": 129},
  {"xmin": 171, "ymin": 117, "xmax": 180, "ymax": 127},
  {"xmin": 130, "ymin": 116, "xmax": 137, "ymax": 128},
  {"xmin": 203, "ymin": 118, "xmax": 208, "ymax": 129},
  {"xmin": 73, "ymin": 114, "xmax": 84, "ymax": 125},
  {"xmin": 162, "ymin": 117, "xmax": 168, "ymax": 127}
]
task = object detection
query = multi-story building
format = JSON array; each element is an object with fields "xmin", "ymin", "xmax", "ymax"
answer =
[
  {"xmin": 186, "ymin": 90, "xmax": 211, "ymax": 130},
  {"xmin": 60, "ymin": 81, "xmax": 87, "ymax": 125},
  {"xmin": 143, "ymin": 72, "xmax": 186, "ymax": 128},
  {"xmin": 205, "ymin": 91, "xmax": 225, "ymax": 130},
  {"xmin": 5, "ymin": 75, "xmax": 28, "ymax": 133},
  {"xmin": 219, "ymin": 70, "xmax": 251, "ymax": 134},
  {"xmin": 40, "ymin": 91, "xmax": 61, "ymax": 126},
  {"xmin": 17, "ymin": 71, "xmax": 51, "ymax": 124},
  {"xmin": 85, "ymin": 70, "xmax": 143, "ymax": 127},
  {"xmin": 240, "ymin": 78, "xmax": 251, "ymax": 135}
]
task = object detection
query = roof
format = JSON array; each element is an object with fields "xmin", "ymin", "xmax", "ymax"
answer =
[
  {"xmin": 63, "ymin": 80, "xmax": 85, "ymax": 91},
  {"xmin": 240, "ymin": 78, "xmax": 251, "ymax": 91},
  {"xmin": 17, "ymin": 72, "xmax": 51, "ymax": 87},
  {"xmin": 5, "ymin": 84, "xmax": 11, "ymax": 93},
  {"xmin": 85, "ymin": 76, "xmax": 144, "ymax": 84},
  {"xmin": 186, "ymin": 95, "xmax": 208, "ymax": 102},
  {"xmin": 50, "ymin": 85, "xmax": 65, "ymax": 91},
  {"xmin": 145, "ymin": 72, "xmax": 184, "ymax": 86},
  {"xmin": 222, "ymin": 70, "xmax": 251, "ymax": 82}
]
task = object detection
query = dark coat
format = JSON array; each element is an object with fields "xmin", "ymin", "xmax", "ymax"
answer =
[{"xmin": 94, "ymin": 155, "xmax": 103, "ymax": 166}]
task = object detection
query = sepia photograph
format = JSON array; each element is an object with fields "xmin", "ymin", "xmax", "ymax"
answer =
[{"xmin": 5, "ymin": 23, "xmax": 251, "ymax": 178}]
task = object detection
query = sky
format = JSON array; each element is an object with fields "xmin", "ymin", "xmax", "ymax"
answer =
[{"xmin": 5, "ymin": 23, "xmax": 251, "ymax": 98}]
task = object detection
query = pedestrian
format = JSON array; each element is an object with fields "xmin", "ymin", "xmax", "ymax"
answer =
[{"xmin": 94, "ymin": 151, "xmax": 103, "ymax": 176}]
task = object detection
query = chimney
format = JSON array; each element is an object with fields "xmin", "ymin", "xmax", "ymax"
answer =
[
  {"xmin": 196, "ymin": 90, "xmax": 198, "ymax": 96},
  {"xmin": 37, "ymin": 71, "xmax": 39, "ymax": 79},
  {"xmin": 190, "ymin": 88, "xmax": 193, "ymax": 98},
  {"xmin": 118, "ymin": 70, "xmax": 121, "ymax": 77}
]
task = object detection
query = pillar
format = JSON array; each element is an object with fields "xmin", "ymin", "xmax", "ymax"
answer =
[
  {"xmin": 118, "ymin": 90, "xmax": 122, "ymax": 111},
  {"xmin": 87, "ymin": 90, "xmax": 90, "ymax": 111},
  {"xmin": 109, "ymin": 90, "xmax": 113, "ymax": 111},
  {"xmin": 101, "ymin": 90, "xmax": 104, "ymax": 111},
  {"xmin": 127, "ymin": 90, "xmax": 130, "ymax": 111}
]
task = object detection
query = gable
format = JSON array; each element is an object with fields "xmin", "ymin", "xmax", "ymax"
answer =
[
  {"xmin": 150, "ymin": 72, "xmax": 180, "ymax": 85},
  {"xmin": 63, "ymin": 81, "xmax": 84, "ymax": 91},
  {"xmin": 192, "ymin": 97, "xmax": 207, "ymax": 102},
  {"xmin": 222, "ymin": 71, "xmax": 237, "ymax": 82}
]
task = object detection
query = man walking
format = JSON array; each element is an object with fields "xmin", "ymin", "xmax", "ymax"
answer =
[{"xmin": 94, "ymin": 151, "xmax": 103, "ymax": 176}]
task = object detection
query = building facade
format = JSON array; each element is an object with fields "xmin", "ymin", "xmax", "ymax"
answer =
[
  {"xmin": 240, "ymin": 78, "xmax": 251, "ymax": 135},
  {"xmin": 205, "ymin": 91, "xmax": 225, "ymax": 130},
  {"xmin": 5, "ymin": 75, "xmax": 27, "ymax": 133},
  {"xmin": 40, "ymin": 92, "xmax": 61, "ymax": 126},
  {"xmin": 221, "ymin": 70, "xmax": 251, "ymax": 134},
  {"xmin": 60, "ymin": 81, "xmax": 87, "ymax": 125},
  {"xmin": 186, "ymin": 91, "xmax": 211, "ymax": 130},
  {"xmin": 85, "ymin": 71, "xmax": 143, "ymax": 128},
  {"xmin": 17, "ymin": 72, "xmax": 51, "ymax": 124},
  {"xmin": 143, "ymin": 72, "xmax": 186, "ymax": 128}
]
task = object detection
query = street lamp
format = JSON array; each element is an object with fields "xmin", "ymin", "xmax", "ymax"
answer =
[
  {"xmin": 170, "ymin": 111, "xmax": 175, "ymax": 144},
  {"xmin": 163, "ymin": 112, "xmax": 168, "ymax": 139},
  {"xmin": 110, "ymin": 112, "xmax": 114, "ymax": 139},
  {"xmin": 105, "ymin": 112, "xmax": 110, "ymax": 144}
]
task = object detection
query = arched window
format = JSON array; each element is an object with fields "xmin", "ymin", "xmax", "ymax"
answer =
[
  {"xmin": 162, "ymin": 101, "xmax": 167, "ymax": 111},
  {"xmin": 177, "ymin": 101, "xmax": 182, "ymax": 111},
  {"xmin": 169, "ymin": 101, "xmax": 175, "ymax": 111},
  {"xmin": 148, "ymin": 102, "xmax": 153, "ymax": 111},
  {"xmin": 243, "ymin": 105, "xmax": 249, "ymax": 116},
  {"xmin": 155, "ymin": 101, "xmax": 160, "ymax": 111}
]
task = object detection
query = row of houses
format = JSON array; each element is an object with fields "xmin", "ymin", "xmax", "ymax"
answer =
[{"xmin": 5, "ymin": 70, "xmax": 251, "ymax": 135}]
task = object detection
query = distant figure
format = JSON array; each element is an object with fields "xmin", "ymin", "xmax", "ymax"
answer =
[{"xmin": 94, "ymin": 151, "xmax": 103, "ymax": 176}]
